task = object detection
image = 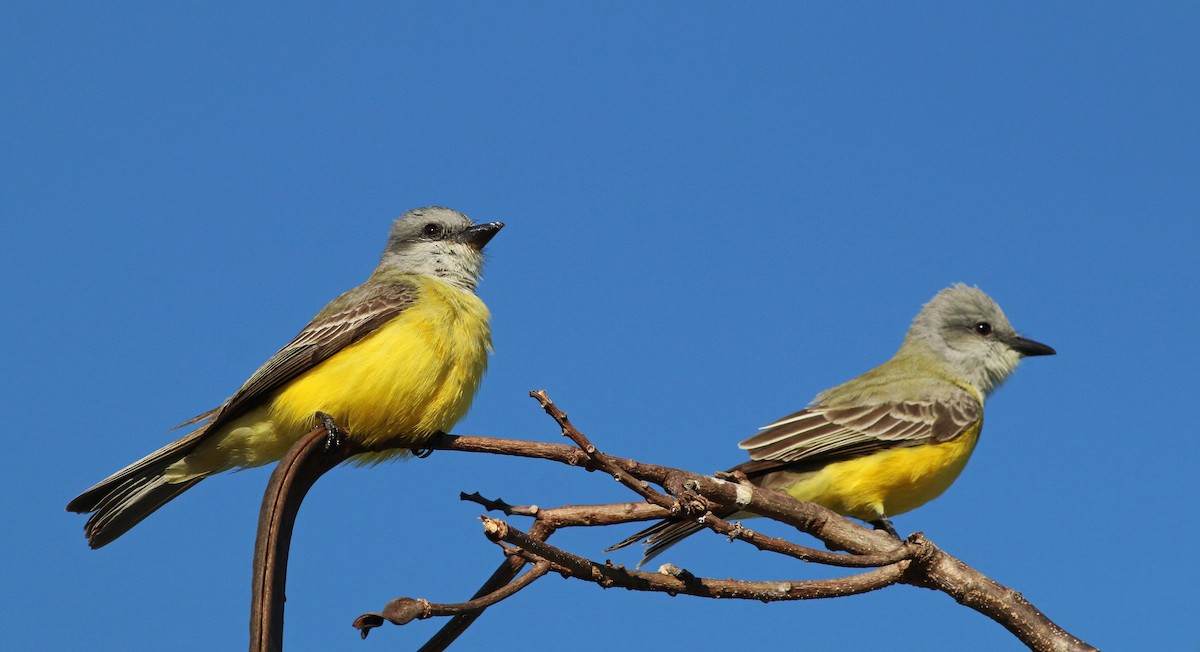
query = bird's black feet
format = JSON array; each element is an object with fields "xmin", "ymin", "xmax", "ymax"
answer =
[
  {"xmin": 410, "ymin": 430, "xmax": 448, "ymax": 458},
  {"xmin": 870, "ymin": 517, "xmax": 900, "ymax": 540},
  {"xmin": 315, "ymin": 411, "xmax": 344, "ymax": 452}
]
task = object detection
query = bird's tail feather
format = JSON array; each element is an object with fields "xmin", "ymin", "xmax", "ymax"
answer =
[
  {"xmin": 67, "ymin": 427, "xmax": 211, "ymax": 548},
  {"xmin": 81, "ymin": 475, "xmax": 203, "ymax": 548},
  {"xmin": 606, "ymin": 518, "xmax": 712, "ymax": 568}
]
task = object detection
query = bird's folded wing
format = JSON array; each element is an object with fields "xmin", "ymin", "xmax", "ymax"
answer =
[
  {"xmin": 737, "ymin": 392, "xmax": 981, "ymax": 466},
  {"xmin": 175, "ymin": 282, "xmax": 419, "ymax": 430}
]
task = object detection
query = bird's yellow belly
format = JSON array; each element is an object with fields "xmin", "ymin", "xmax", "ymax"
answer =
[
  {"xmin": 167, "ymin": 279, "xmax": 491, "ymax": 478},
  {"xmin": 786, "ymin": 425, "xmax": 981, "ymax": 522},
  {"xmin": 270, "ymin": 284, "xmax": 491, "ymax": 448}
]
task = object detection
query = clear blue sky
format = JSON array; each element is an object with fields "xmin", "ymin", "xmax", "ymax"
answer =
[{"xmin": 5, "ymin": 4, "xmax": 1196, "ymax": 650}]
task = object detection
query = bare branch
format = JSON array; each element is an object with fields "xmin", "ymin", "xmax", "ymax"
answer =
[
  {"xmin": 421, "ymin": 430, "xmax": 893, "ymax": 556},
  {"xmin": 241, "ymin": 391, "xmax": 1091, "ymax": 651},
  {"xmin": 393, "ymin": 390, "xmax": 1097, "ymax": 652},
  {"xmin": 482, "ymin": 516, "xmax": 906, "ymax": 601}
]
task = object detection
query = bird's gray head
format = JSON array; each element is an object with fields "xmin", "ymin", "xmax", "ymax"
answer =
[
  {"xmin": 901, "ymin": 284, "xmax": 1055, "ymax": 396},
  {"xmin": 378, "ymin": 207, "xmax": 504, "ymax": 291}
]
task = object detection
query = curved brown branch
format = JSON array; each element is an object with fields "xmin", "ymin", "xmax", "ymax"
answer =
[{"xmin": 249, "ymin": 422, "xmax": 370, "ymax": 652}]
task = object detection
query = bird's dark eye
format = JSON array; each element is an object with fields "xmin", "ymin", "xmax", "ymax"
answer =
[
  {"xmin": 423, "ymin": 223, "xmax": 445, "ymax": 238},
  {"xmin": 974, "ymin": 322, "xmax": 993, "ymax": 336}
]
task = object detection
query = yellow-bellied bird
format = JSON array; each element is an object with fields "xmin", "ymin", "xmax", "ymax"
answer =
[
  {"xmin": 610, "ymin": 284, "xmax": 1054, "ymax": 566},
  {"xmin": 68, "ymin": 207, "xmax": 502, "ymax": 548}
]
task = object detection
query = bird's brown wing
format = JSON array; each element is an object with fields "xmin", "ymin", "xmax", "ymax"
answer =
[
  {"xmin": 734, "ymin": 393, "xmax": 981, "ymax": 477},
  {"xmin": 180, "ymin": 282, "xmax": 420, "ymax": 431},
  {"xmin": 68, "ymin": 282, "xmax": 419, "ymax": 516}
]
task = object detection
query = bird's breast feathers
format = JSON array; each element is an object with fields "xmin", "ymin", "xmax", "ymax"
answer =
[
  {"xmin": 786, "ymin": 418, "xmax": 983, "ymax": 521},
  {"xmin": 267, "ymin": 276, "xmax": 492, "ymax": 449}
]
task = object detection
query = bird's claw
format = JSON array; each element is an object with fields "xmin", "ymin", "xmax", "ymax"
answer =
[{"xmin": 315, "ymin": 411, "xmax": 344, "ymax": 453}]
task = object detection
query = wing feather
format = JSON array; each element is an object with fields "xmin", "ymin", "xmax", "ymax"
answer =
[
  {"xmin": 175, "ymin": 282, "xmax": 420, "ymax": 433},
  {"xmin": 737, "ymin": 392, "xmax": 981, "ymax": 470}
]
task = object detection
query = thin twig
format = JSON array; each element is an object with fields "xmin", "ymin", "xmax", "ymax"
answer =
[
  {"xmin": 697, "ymin": 512, "xmax": 917, "ymax": 568},
  {"xmin": 353, "ymin": 560, "xmax": 551, "ymax": 635},
  {"xmin": 531, "ymin": 501, "xmax": 672, "ymax": 528},
  {"xmin": 529, "ymin": 390, "xmax": 687, "ymax": 515},
  {"xmin": 459, "ymin": 491, "xmax": 539, "ymax": 517},
  {"xmin": 411, "ymin": 521, "xmax": 557, "ymax": 652}
]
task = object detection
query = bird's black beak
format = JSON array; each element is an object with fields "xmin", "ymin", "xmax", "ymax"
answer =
[
  {"xmin": 456, "ymin": 222, "xmax": 504, "ymax": 250},
  {"xmin": 1008, "ymin": 335, "xmax": 1056, "ymax": 357}
]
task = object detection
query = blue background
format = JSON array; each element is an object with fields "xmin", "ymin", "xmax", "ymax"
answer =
[{"xmin": 5, "ymin": 4, "xmax": 1196, "ymax": 650}]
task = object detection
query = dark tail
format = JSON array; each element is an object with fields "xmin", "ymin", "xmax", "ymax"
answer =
[
  {"xmin": 607, "ymin": 458, "xmax": 796, "ymax": 567},
  {"xmin": 67, "ymin": 428, "xmax": 210, "ymax": 548},
  {"xmin": 605, "ymin": 518, "xmax": 712, "ymax": 568}
]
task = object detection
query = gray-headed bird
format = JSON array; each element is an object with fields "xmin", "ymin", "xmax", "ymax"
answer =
[
  {"xmin": 69, "ymin": 207, "xmax": 502, "ymax": 548},
  {"xmin": 610, "ymin": 284, "xmax": 1054, "ymax": 566}
]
